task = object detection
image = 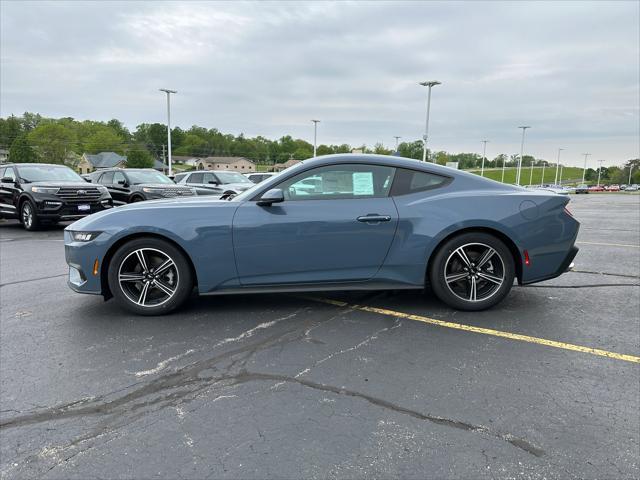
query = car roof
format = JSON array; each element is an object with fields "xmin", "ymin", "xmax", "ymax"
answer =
[{"xmin": 3, "ymin": 163, "xmax": 71, "ymax": 167}]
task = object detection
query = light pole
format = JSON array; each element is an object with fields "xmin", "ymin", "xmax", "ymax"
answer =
[
  {"xmin": 529, "ymin": 158, "xmax": 535, "ymax": 186},
  {"xmin": 554, "ymin": 148, "xmax": 564, "ymax": 186},
  {"xmin": 540, "ymin": 162, "xmax": 546, "ymax": 186},
  {"xmin": 419, "ymin": 80, "xmax": 441, "ymax": 162},
  {"xmin": 394, "ymin": 136, "xmax": 402, "ymax": 152},
  {"xmin": 559, "ymin": 164, "xmax": 564, "ymax": 184},
  {"xmin": 310, "ymin": 120, "xmax": 320, "ymax": 157},
  {"xmin": 516, "ymin": 126, "xmax": 530, "ymax": 185},
  {"xmin": 480, "ymin": 140, "xmax": 489, "ymax": 177},
  {"xmin": 596, "ymin": 160, "xmax": 604, "ymax": 187},
  {"xmin": 501, "ymin": 155, "xmax": 507, "ymax": 183},
  {"xmin": 629, "ymin": 164, "xmax": 635, "ymax": 185},
  {"xmin": 581, "ymin": 153, "xmax": 591, "ymax": 183},
  {"xmin": 159, "ymin": 88, "xmax": 177, "ymax": 176}
]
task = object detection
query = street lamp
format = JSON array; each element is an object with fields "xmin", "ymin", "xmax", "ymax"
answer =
[
  {"xmin": 516, "ymin": 126, "xmax": 530, "ymax": 185},
  {"xmin": 480, "ymin": 140, "xmax": 489, "ymax": 177},
  {"xmin": 501, "ymin": 154, "xmax": 507, "ymax": 183},
  {"xmin": 394, "ymin": 136, "xmax": 402, "ymax": 152},
  {"xmin": 419, "ymin": 80, "xmax": 441, "ymax": 162},
  {"xmin": 554, "ymin": 148, "xmax": 564, "ymax": 186},
  {"xmin": 629, "ymin": 163, "xmax": 635, "ymax": 185},
  {"xmin": 540, "ymin": 161, "xmax": 546, "ymax": 186},
  {"xmin": 596, "ymin": 160, "xmax": 604, "ymax": 187},
  {"xmin": 159, "ymin": 88, "xmax": 177, "ymax": 176},
  {"xmin": 311, "ymin": 120, "xmax": 320, "ymax": 157},
  {"xmin": 529, "ymin": 157, "xmax": 535, "ymax": 186},
  {"xmin": 559, "ymin": 164, "xmax": 564, "ymax": 184},
  {"xmin": 581, "ymin": 153, "xmax": 591, "ymax": 183}
]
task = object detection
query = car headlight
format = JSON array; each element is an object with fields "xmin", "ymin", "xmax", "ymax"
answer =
[
  {"xmin": 70, "ymin": 231, "xmax": 101, "ymax": 242},
  {"xmin": 142, "ymin": 187, "xmax": 163, "ymax": 193},
  {"xmin": 31, "ymin": 186, "xmax": 59, "ymax": 194}
]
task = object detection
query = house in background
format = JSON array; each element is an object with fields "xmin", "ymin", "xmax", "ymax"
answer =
[
  {"xmin": 78, "ymin": 152, "xmax": 126, "ymax": 174},
  {"xmin": 171, "ymin": 156, "xmax": 201, "ymax": 167},
  {"xmin": 273, "ymin": 159, "xmax": 301, "ymax": 172},
  {"xmin": 196, "ymin": 156, "xmax": 256, "ymax": 172},
  {"xmin": 0, "ymin": 148, "xmax": 9, "ymax": 165}
]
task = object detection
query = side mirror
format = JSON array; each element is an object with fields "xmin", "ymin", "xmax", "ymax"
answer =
[
  {"xmin": 1, "ymin": 177, "xmax": 14, "ymax": 183},
  {"xmin": 257, "ymin": 188, "xmax": 284, "ymax": 206},
  {"xmin": 208, "ymin": 180, "xmax": 219, "ymax": 185},
  {"xmin": 117, "ymin": 180, "xmax": 128, "ymax": 186},
  {"xmin": 84, "ymin": 178, "xmax": 92, "ymax": 183}
]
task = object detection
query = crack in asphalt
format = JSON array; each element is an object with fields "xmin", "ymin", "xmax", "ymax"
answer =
[
  {"xmin": 0, "ymin": 273, "xmax": 67, "ymax": 288},
  {"xmin": 527, "ymin": 283, "xmax": 640, "ymax": 289},
  {"xmin": 570, "ymin": 270, "xmax": 640, "ymax": 279}
]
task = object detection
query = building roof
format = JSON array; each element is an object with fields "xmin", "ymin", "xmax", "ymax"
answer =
[
  {"xmin": 83, "ymin": 152, "xmax": 126, "ymax": 168},
  {"xmin": 201, "ymin": 156, "xmax": 255, "ymax": 164}
]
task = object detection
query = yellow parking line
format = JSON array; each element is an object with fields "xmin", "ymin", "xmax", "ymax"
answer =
[
  {"xmin": 308, "ymin": 297, "xmax": 640, "ymax": 364},
  {"xmin": 577, "ymin": 241, "xmax": 639, "ymax": 249}
]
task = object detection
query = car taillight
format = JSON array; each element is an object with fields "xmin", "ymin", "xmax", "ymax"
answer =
[{"xmin": 564, "ymin": 206, "xmax": 573, "ymax": 217}]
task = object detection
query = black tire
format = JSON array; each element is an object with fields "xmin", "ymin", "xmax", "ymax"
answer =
[
  {"xmin": 20, "ymin": 199, "xmax": 41, "ymax": 231},
  {"xmin": 130, "ymin": 195, "xmax": 145, "ymax": 203},
  {"xmin": 107, "ymin": 237, "xmax": 194, "ymax": 315},
  {"xmin": 429, "ymin": 232, "xmax": 515, "ymax": 311}
]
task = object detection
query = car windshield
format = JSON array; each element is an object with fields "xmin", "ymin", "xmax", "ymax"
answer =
[
  {"xmin": 125, "ymin": 170, "xmax": 174, "ymax": 185},
  {"xmin": 18, "ymin": 165, "xmax": 84, "ymax": 183},
  {"xmin": 215, "ymin": 172, "xmax": 252, "ymax": 184}
]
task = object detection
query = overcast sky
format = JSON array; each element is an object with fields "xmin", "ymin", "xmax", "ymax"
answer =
[{"xmin": 1, "ymin": 1, "xmax": 638, "ymax": 166}]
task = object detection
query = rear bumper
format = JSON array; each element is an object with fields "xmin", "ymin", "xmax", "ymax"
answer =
[{"xmin": 521, "ymin": 245, "xmax": 579, "ymax": 285}]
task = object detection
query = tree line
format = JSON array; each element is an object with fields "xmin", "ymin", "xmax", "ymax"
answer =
[{"xmin": 1, "ymin": 112, "xmax": 638, "ymax": 183}]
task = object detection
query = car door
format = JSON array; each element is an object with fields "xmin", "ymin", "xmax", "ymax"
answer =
[
  {"xmin": 0, "ymin": 167, "xmax": 19, "ymax": 218},
  {"xmin": 112, "ymin": 171, "xmax": 131, "ymax": 203},
  {"xmin": 232, "ymin": 163, "xmax": 398, "ymax": 285}
]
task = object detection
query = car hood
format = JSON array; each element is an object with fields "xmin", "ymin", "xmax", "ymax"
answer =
[
  {"xmin": 26, "ymin": 181, "xmax": 96, "ymax": 188},
  {"xmin": 66, "ymin": 195, "xmax": 235, "ymax": 231},
  {"xmin": 132, "ymin": 183, "xmax": 191, "ymax": 189},
  {"xmin": 221, "ymin": 182, "xmax": 253, "ymax": 191}
]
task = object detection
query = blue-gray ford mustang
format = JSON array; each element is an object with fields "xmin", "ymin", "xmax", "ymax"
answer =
[{"xmin": 64, "ymin": 154, "xmax": 579, "ymax": 315}]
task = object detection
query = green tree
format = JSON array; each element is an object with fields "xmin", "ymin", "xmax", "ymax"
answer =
[
  {"xmin": 83, "ymin": 127, "xmax": 125, "ymax": 154},
  {"xmin": 8, "ymin": 133, "xmax": 38, "ymax": 163},
  {"xmin": 126, "ymin": 148, "xmax": 154, "ymax": 168},
  {"xmin": 27, "ymin": 123, "xmax": 77, "ymax": 164},
  {"xmin": 0, "ymin": 115, "xmax": 23, "ymax": 148}
]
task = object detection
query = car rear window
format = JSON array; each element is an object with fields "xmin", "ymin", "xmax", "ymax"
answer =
[
  {"xmin": 390, "ymin": 168, "xmax": 451, "ymax": 196},
  {"xmin": 188, "ymin": 173, "xmax": 204, "ymax": 184}
]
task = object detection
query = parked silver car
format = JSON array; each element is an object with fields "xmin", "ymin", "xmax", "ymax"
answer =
[{"xmin": 175, "ymin": 170, "xmax": 255, "ymax": 198}]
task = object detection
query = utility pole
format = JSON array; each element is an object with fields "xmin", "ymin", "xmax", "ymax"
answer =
[
  {"xmin": 159, "ymin": 88, "xmax": 177, "ymax": 176},
  {"xmin": 554, "ymin": 148, "xmax": 564, "ymax": 186},
  {"xmin": 516, "ymin": 126, "xmax": 530, "ymax": 185},
  {"xmin": 581, "ymin": 153, "xmax": 591, "ymax": 183},
  {"xmin": 596, "ymin": 160, "xmax": 604, "ymax": 187},
  {"xmin": 311, "ymin": 120, "xmax": 320, "ymax": 157},
  {"xmin": 162, "ymin": 144, "xmax": 166, "ymax": 172},
  {"xmin": 394, "ymin": 136, "xmax": 401, "ymax": 152},
  {"xmin": 419, "ymin": 80, "xmax": 441, "ymax": 162},
  {"xmin": 480, "ymin": 140, "xmax": 489, "ymax": 177}
]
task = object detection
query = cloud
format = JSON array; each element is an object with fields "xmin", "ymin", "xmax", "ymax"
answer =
[{"xmin": 1, "ymin": 0, "xmax": 638, "ymax": 165}]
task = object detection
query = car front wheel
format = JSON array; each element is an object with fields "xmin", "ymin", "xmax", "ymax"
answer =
[
  {"xmin": 21, "ymin": 200, "xmax": 40, "ymax": 231},
  {"xmin": 107, "ymin": 237, "xmax": 194, "ymax": 315},
  {"xmin": 429, "ymin": 232, "xmax": 515, "ymax": 311}
]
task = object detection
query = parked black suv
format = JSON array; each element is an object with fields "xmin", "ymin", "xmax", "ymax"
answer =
[
  {"xmin": 86, "ymin": 168, "xmax": 195, "ymax": 205},
  {"xmin": 0, "ymin": 163, "xmax": 113, "ymax": 230}
]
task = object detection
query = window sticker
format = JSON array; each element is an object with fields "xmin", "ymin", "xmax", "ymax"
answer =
[{"xmin": 353, "ymin": 172, "xmax": 374, "ymax": 195}]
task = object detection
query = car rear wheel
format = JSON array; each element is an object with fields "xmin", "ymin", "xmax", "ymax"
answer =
[
  {"xmin": 107, "ymin": 237, "xmax": 193, "ymax": 315},
  {"xmin": 20, "ymin": 200, "xmax": 41, "ymax": 231},
  {"xmin": 429, "ymin": 232, "xmax": 515, "ymax": 311}
]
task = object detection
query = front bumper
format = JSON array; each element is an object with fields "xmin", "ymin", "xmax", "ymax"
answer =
[
  {"xmin": 64, "ymin": 230, "xmax": 113, "ymax": 295},
  {"xmin": 35, "ymin": 198, "xmax": 113, "ymax": 221}
]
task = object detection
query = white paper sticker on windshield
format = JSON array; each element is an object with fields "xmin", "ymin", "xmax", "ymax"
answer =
[{"xmin": 353, "ymin": 172, "xmax": 374, "ymax": 195}]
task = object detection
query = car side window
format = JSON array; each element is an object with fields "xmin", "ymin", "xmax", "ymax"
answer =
[
  {"xmin": 113, "ymin": 172, "xmax": 126, "ymax": 185},
  {"xmin": 275, "ymin": 164, "xmax": 396, "ymax": 201},
  {"xmin": 174, "ymin": 173, "xmax": 187, "ymax": 183},
  {"xmin": 203, "ymin": 173, "xmax": 217, "ymax": 184},
  {"xmin": 0, "ymin": 168, "xmax": 5, "ymax": 179},
  {"xmin": 188, "ymin": 173, "xmax": 204, "ymax": 184},
  {"xmin": 99, "ymin": 171, "xmax": 114, "ymax": 185},
  {"xmin": 390, "ymin": 168, "xmax": 451, "ymax": 196},
  {"xmin": 3, "ymin": 167, "xmax": 16, "ymax": 181}
]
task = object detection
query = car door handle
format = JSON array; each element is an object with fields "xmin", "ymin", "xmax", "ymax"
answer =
[{"xmin": 357, "ymin": 215, "xmax": 391, "ymax": 223}]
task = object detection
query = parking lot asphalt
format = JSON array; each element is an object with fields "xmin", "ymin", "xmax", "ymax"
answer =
[{"xmin": 1, "ymin": 194, "xmax": 638, "ymax": 479}]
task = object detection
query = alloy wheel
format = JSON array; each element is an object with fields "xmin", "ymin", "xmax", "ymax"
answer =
[
  {"xmin": 22, "ymin": 203, "xmax": 33, "ymax": 229},
  {"xmin": 443, "ymin": 242, "xmax": 505, "ymax": 302},
  {"xmin": 117, "ymin": 248, "xmax": 179, "ymax": 307}
]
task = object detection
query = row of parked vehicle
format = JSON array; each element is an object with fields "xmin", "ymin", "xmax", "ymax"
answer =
[
  {"xmin": 0, "ymin": 162, "xmax": 279, "ymax": 230},
  {"xmin": 574, "ymin": 183, "xmax": 639, "ymax": 193}
]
